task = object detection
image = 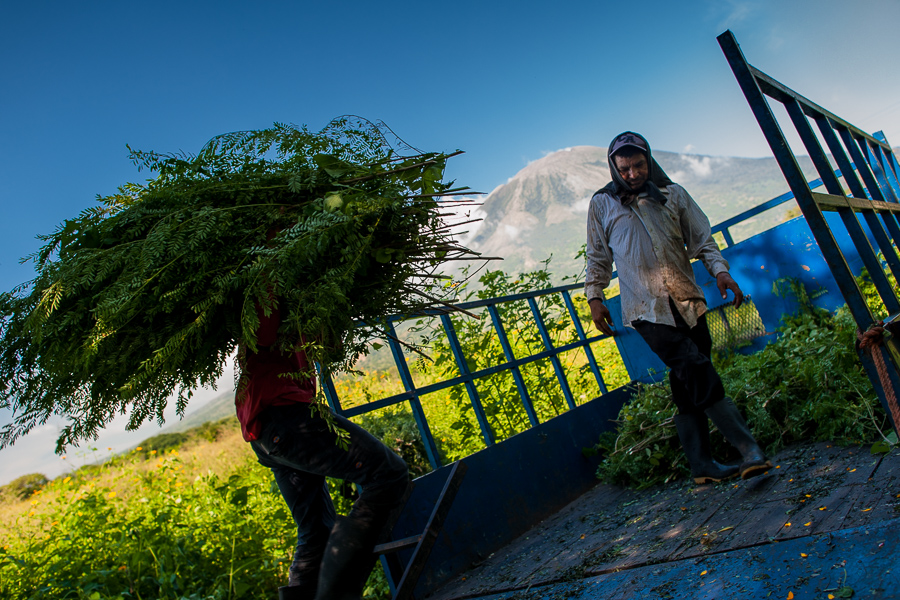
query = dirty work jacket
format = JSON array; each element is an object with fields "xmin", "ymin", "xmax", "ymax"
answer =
[{"xmin": 585, "ymin": 183, "xmax": 730, "ymax": 329}]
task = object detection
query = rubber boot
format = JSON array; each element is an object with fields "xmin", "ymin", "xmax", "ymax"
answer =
[
  {"xmin": 315, "ymin": 510, "xmax": 387, "ymax": 600},
  {"xmin": 705, "ymin": 398, "xmax": 772, "ymax": 480},
  {"xmin": 278, "ymin": 585, "xmax": 316, "ymax": 600},
  {"xmin": 673, "ymin": 412, "xmax": 740, "ymax": 484}
]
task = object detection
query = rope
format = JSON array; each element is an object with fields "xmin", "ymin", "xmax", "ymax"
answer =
[{"xmin": 857, "ymin": 323, "xmax": 900, "ymax": 434}]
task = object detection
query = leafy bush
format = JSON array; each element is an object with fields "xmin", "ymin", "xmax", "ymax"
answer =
[
  {"xmin": 0, "ymin": 473, "xmax": 49, "ymax": 503},
  {"xmin": 1, "ymin": 452, "xmax": 293, "ymax": 599},
  {"xmin": 593, "ymin": 278, "xmax": 892, "ymax": 489}
]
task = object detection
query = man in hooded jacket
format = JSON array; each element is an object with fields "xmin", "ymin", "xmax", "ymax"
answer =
[{"xmin": 585, "ymin": 131, "xmax": 771, "ymax": 482}]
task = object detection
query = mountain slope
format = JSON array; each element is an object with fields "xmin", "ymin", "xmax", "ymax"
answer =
[{"xmin": 467, "ymin": 146, "xmax": 819, "ymax": 276}]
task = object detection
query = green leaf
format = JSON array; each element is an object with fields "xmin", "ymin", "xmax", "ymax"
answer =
[
  {"xmin": 231, "ymin": 486, "xmax": 250, "ymax": 506},
  {"xmin": 872, "ymin": 440, "xmax": 891, "ymax": 454},
  {"xmin": 314, "ymin": 154, "xmax": 353, "ymax": 178}
]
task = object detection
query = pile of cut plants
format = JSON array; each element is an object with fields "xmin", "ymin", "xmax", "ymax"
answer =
[
  {"xmin": 592, "ymin": 279, "xmax": 895, "ymax": 489},
  {"xmin": 0, "ymin": 116, "xmax": 486, "ymax": 451}
]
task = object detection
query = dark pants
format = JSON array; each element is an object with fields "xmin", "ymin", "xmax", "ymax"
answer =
[
  {"xmin": 632, "ymin": 303, "xmax": 725, "ymax": 415},
  {"xmin": 251, "ymin": 403, "xmax": 409, "ymax": 590}
]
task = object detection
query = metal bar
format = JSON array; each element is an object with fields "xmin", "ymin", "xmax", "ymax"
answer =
[
  {"xmin": 874, "ymin": 131, "xmax": 900, "ymax": 197},
  {"xmin": 561, "ymin": 289, "xmax": 607, "ymax": 395},
  {"xmin": 867, "ymin": 141, "xmax": 900, "ymax": 202},
  {"xmin": 374, "ymin": 534, "xmax": 423, "ymax": 555},
  {"xmin": 527, "ymin": 297, "xmax": 577, "ymax": 410},
  {"xmin": 317, "ymin": 364, "xmax": 343, "ymax": 412},
  {"xmin": 814, "ymin": 119, "xmax": 900, "ymax": 281},
  {"xmin": 487, "ymin": 304, "xmax": 540, "ymax": 427},
  {"xmin": 393, "ymin": 461, "xmax": 468, "ymax": 600},
  {"xmin": 812, "ymin": 192, "xmax": 900, "ymax": 213},
  {"xmin": 440, "ymin": 313, "xmax": 495, "ymax": 446},
  {"xmin": 711, "ymin": 176, "xmax": 837, "ymax": 236},
  {"xmin": 750, "ymin": 64, "xmax": 888, "ymax": 148},
  {"xmin": 720, "ymin": 228, "xmax": 735, "ymax": 247},
  {"xmin": 784, "ymin": 98, "xmax": 900, "ymax": 313},
  {"xmin": 386, "ymin": 320, "xmax": 442, "ymax": 469},
  {"xmin": 838, "ymin": 125, "xmax": 885, "ymax": 202},
  {"xmin": 815, "ymin": 116, "xmax": 874, "ymax": 201},
  {"xmin": 341, "ymin": 334, "xmax": 609, "ymax": 418},
  {"xmin": 873, "ymin": 133, "xmax": 900, "ymax": 245},
  {"xmin": 717, "ymin": 30, "xmax": 875, "ymax": 330}
]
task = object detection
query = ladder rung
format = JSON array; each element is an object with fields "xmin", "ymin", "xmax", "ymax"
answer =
[{"xmin": 374, "ymin": 534, "xmax": 423, "ymax": 555}]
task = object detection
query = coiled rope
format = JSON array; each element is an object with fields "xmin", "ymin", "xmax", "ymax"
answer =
[{"xmin": 857, "ymin": 322, "xmax": 900, "ymax": 434}]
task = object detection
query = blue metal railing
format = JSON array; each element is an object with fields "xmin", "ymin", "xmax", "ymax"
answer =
[
  {"xmin": 320, "ymin": 282, "xmax": 612, "ymax": 469},
  {"xmin": 317, "ymin": 140, "xmax": 892, "ymax": 469}
]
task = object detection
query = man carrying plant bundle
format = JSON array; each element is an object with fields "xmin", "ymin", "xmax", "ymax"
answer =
[
  {"xmin": 237, "ymin": 299, "xmax": 408, "ymax": 600},
  {"xmin": 0, "ymin": 118, "xmax": 483, "ymax": 599},
  {"xmin": 585, "ymin": 131, "xmax": 772, "ymax": 483}
]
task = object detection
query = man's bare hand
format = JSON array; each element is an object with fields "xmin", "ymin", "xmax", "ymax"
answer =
[
  {"xmin": 589, "ymin": 299, "xmax": 615, "ymax": 336},
  {"xmin": 716, "ymin": 272, "xmax": 744, "ymax": 308}
]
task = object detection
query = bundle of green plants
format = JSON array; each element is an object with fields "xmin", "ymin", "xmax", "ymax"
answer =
[
  {"xmin": 592, "ymin": 279, "xmax": 892, "ymax": 489},
  {"xmin": 0, "ymin": 116, "xmax": 485, "ymax": 452}
]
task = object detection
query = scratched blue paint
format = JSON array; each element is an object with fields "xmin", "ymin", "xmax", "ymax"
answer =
[{"xmin": 469, "ymin": 518, "xmax": 900, "ymax": 600}]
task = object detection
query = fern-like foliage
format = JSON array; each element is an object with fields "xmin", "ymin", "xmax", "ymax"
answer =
[{"xmin": 0, "ymin": 117, "xmax": 483, "ymax": 451}]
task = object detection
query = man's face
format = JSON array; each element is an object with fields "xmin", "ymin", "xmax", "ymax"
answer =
[{"xmin": 613, "ymin": 153, "xmax": 649, "ymax": 191}]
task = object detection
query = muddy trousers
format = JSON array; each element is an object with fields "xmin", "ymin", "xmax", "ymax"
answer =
[
  {"xmin": 251, "ymin": 403, "xmax": 409, "ymax": 598},
  {"xmin": 631, "ymin": 303, "xmax": 724, "ymax": 416}
]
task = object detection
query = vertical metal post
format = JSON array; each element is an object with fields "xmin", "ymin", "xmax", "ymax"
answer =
[
  {"xmin": 561, "ymin": 290, "xmax": 607, "ymax": 395},
  {"xmin": 317, "ymin": 364, "xmax": 343, "ymax": 412},
  {"xmin": 487, "ymin": 304, "xmax": 541, "ymax": 427},
  {"xmin": 439, "ymin": 313, "xmax": 496, "ymax": 446},
  {"xmin": 717, "ymin": 30, "xmax": 875, "ymax": 330},
  {"xmin": 720, "ymin": 228, "xmax": 735, "ymax": 248},
  {"xmin": 386, "ymin": 319, "xmax": 442, "ymax": 469},
  {"xmin": 873, "ymin": 131, "xmax": 900, "ymax": 198},
  {"xmin": 817, "ymin": 120, "xmax": 900, "ymax": 246},
  {"xmin": 866, "ymin": 142, "xmax": 900, "ymax": 202},
  {"xmin": 783, "ymin": 98, "xmax": 900, "ymax": 313},
  {"xmin": 527, "ymin": 297, "xmax": 577, "ymax": 410}
]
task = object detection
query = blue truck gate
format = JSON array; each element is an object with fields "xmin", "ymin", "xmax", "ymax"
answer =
[{"xmin": 312, "ymin": 31, "xmax": 900, "ymax": 598}]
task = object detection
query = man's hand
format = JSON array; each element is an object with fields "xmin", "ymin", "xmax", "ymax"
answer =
[
  {"xmin": 716, "ymin": 272, "xmax": 744, "ymax": 308},
  {"xmin": 589, "ymin": 299, "xmax": 615, "ymax": 336}
]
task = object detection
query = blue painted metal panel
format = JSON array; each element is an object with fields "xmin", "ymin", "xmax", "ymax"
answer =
[{"xmin": 385, "ymin": 385, "xmax": 635, "ymax": 598}]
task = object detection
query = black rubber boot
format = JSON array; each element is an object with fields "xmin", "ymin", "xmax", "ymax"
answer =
[
  {"xmin": 705, "ymin": 398, "xmax": 772, "ymax": 480},
  {"xmin": 314, "ymin": 510, "xmax": 387, "ymax": 600},
  {"xmin": 278, "ymin": 584, "xmax": 316, "ymax": 600},
  {"xmin": 673, "ymin": 412, "xmax": 739, "ymax": 484}
]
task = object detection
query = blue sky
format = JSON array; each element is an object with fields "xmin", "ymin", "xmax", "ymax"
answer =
[{"xmin": 2, "ymin": 0, "xmax": 900, "ymax": 484}]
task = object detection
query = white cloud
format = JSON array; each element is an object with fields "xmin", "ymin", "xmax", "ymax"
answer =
[
  {"xmin": 503, "ymin": 224, "xmax": 520, "ymax": 240},
  {"xmin": 571, "ymin": 195, "xmax": 593, "ymax": 213},
  {"xmin": 683, "ymin": 144, "xmax": 696, "ymax": 153},
  {"xmin": 438, "ymin": 196, "xmax": 486, "ymax": 246},
  {"xmin": 674, "ymin": 155, "xmax": 720, "ymax": 180}
]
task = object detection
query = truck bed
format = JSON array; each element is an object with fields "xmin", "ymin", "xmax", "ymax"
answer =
[{"xmin": 426, "ymin": 441, "xmax": 900, "ymax": 599}]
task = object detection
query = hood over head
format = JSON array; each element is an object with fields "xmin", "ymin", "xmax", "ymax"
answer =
[{"xmin": 598, "ymin": 131, "xmax": 673, "ymax": 204}]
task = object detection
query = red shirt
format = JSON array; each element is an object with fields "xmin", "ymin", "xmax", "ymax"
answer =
[{"xmin": 235, "ymin": 303, "xmax": 316, "ymax": 441}]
